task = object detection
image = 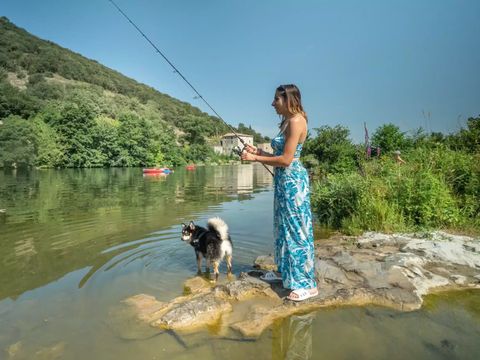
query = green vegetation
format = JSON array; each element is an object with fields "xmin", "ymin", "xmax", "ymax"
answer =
[
  {"xmin": 305, "ymin": 118, "xmax": 480, "ymax": 234},
  {"xmin": 0, "ymin": 17, "xmax": 261, "ymax": 168}
]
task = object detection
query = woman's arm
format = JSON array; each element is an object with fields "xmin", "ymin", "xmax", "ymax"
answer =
[
  {"xmin": 242, "ymin": 116, "xmax": 304, "ymax": 167},
  {"xmin": 244, "ymin": 144, "xmax": 274, "ymax": 157}
]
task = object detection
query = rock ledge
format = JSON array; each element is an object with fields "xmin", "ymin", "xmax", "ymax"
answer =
[{"xmin": 122, "ymin": 231, "xmax": 480, "ymax": 338}]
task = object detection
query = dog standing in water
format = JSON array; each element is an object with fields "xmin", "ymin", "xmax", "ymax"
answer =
[{"xmin": 181, "ymin": 217, "xmax": 233, "ymax": 281}]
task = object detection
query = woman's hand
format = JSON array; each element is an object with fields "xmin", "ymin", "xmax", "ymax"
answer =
[
  {"xmin": 244, "ymin": 144, "xmax": 258, "ymax": 154},
  {"xmin": 241, "ymin": 150, "xmax": 257, "ymax": 161}
]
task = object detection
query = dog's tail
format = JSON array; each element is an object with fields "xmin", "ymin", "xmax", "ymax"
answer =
[{"xmin": 207, "ymin": 217, "xmax": 230, "ymax": 242}]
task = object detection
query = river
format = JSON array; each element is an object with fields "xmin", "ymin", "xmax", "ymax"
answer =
[{"xmin": 0, "ymin": 165, "xmax": 479, "ymax": 359}]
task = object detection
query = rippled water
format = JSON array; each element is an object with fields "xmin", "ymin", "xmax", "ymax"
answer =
[{"xmin": 0, "ymin": 165, "xmax": 479, "ymax": 359}]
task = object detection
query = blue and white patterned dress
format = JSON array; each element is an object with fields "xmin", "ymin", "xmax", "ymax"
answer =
[{"xmin": 272, "ymin": 133, "xmax": 317, "ymax": 290}]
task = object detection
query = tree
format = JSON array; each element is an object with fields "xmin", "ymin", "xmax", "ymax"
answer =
[
  {"xmin": 237, "ymin": 122, "xmax": 269, "ymax": 143},
  {"xmin": 303, "ymin": 125, "xmax": 357, "ymax": 174},
  {"xmin": 0, "ymin": 82, "xmax": 41, "ymax": 119},
  {"xmin": 92, "ymin": 115, "xmax": 121, "ymax": 167},
  {"xmin": 43, "ymin": 103, "xmax": 97, "ymax": 167},
  {"xmin": 0, "ymin": 115, "xmax": 37, "ymax": 168},
  {"xmin": 181, "ymin": 115, "xmax": 210, "ymax": 145},
  {"xmin": 448, "ymin": 116, "xmax": 480, "ymax": 153},
  {"xmin": 371, "ymin": 124, "xmax": 410, "ymax": 154},
  {"xmin": 116, "ymin": 113, "xmax": 157, "ymax": 166},
  {"xmin": 32, "ymin": 117, "xmax": 64, "ymax": 167}
]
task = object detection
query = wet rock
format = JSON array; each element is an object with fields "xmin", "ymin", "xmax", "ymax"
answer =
[
  {"xmin": 151, "ymin": 293, "xmax": 232, "ymax": 331},
  {"xmin": 253, "ymin": 255, "xmax": 277, "ymax": 271},
  {"xmin": 34, "ymin": 342, "xmax": 66, "ymax": 360},
  {"xmin": 122, "ymin": 294, "xmax": 168, "ymax": 323},
  {"xmin": 6, "ymin": 341, "xmax": 66, "ymax": 360},
  {"xmin": 123, "ymin": 231, "xmax": 480, "ymax": 338},
  {"xmin": 108, "ymin": 298, "xmax": 164, "ymax": 340},
  {"xmin": 6, "ymin": 341, "xmax": 22, "ymax": 359},
  {"xmin": 183, "ymin": 276, "xmax": 214, "ymax": 295},
  {"xmin": 218, "ymin": 273, "xmax": 278, "ymax": 301}
]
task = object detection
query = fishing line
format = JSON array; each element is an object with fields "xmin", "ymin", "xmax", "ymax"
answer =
[{"xmin": 107, "ymin": 0, "xmax": 274, "ymax": 176}]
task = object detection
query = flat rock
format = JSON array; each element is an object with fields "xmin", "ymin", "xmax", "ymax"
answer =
[
  {"xmin": 151, "ymin": 293, "xmax": 232, "ymax": 331},
  {"xmin": 122, "ymin": 231, "xmax": 480, "ymax": 338}
]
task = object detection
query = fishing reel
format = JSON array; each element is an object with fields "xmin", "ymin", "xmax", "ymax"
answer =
[
  {"xmin": 232, "ymin": 144, "xmax": 274, "ymax": 176},
  {"xmin": 231, "ymin": 145, "xmax": 245, "ymax": 157}
]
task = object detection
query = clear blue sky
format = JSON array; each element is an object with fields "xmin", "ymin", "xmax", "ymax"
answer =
[{"xmin": 2, "ymin": 0, "xmax": 479, "ymax": 141}]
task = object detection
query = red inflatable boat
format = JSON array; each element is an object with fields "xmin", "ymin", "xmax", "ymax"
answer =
[{"xmin": 143, "ymin": 168, "xmax": 172, "ymax": 174}]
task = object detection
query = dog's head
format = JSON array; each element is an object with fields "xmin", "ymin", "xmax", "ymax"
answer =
[{"xmin": 181, "ymin": 221, "xmax": 196, "ymax": 243}]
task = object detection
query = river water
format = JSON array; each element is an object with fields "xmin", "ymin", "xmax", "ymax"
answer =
[{"xmin": 0, "ymin": 164, "xmax": 479, "ymax": 359}]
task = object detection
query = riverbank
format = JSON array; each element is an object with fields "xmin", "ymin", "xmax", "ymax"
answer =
[{"xmin": 124, "ymin": 231, "xmax": 480, "ymax": 338}]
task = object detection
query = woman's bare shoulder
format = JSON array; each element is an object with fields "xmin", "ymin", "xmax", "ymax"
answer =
[
  {"xmin": 288, "ymin": 114, "xmax": 306, "ymax": 123},
  {"xmin": 286, "ymin": 115, "xmax": 307, "ymax": 130}
]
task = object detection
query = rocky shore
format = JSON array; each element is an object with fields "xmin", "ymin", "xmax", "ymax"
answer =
[{"xmin": 122, "ymin": 231, "xmax": 480, "ymax": 338}]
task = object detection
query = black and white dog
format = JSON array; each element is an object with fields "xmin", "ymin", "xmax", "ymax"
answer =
[{"xmin": 181, "ymin": 217, "xmax": 233, "ymax": 281}]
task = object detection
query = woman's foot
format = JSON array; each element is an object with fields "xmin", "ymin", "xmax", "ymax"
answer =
[{"xmin": 287, "ymin": 288, "xmax": 318, "ymax": 302}]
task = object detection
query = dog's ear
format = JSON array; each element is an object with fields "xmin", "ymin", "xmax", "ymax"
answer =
[
  {"xmin": 189, "ymin": 221, "xmax": 195, "ymax": 230},
  {"xmin": 181, "ymin": 223, "xmax": 187, "ymax": 229}
]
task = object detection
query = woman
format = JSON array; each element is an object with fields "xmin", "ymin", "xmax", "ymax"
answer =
[{"xmin": 241, "ymin": 84, "xmax": 318, "ymax": 301}]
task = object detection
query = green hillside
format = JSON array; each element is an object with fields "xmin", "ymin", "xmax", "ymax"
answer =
[{"xmin": 0, "ymin": 17, "xmax": 267, "ymax": 168}]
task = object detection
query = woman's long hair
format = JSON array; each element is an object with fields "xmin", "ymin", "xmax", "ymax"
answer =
[{"xmin": 277, "ymin": 84, "xmax": 308, "ymax": 130}]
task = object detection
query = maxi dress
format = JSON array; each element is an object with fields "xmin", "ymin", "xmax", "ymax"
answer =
[{"xmin": 272, "ymin": 133, "xmax": 317, "ymax": 290}]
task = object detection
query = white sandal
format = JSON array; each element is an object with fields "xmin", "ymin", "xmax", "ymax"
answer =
[
  {"xmin": 287, "ymin": 288, "xmax": 319, "ymax": 302},
  {"xmin": 260, "ymin": 271, "xmax": 282, "ymax": 282}
]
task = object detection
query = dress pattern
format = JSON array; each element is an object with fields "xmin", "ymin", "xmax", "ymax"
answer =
[{"xmin": 272, "ymin": 133, "xmax": 317, "ymax": 290}]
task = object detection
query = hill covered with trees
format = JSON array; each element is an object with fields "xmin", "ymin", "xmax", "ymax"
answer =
[{"xmin": 0, "ymin": 17, "xmax": 267, "ymax": 168}]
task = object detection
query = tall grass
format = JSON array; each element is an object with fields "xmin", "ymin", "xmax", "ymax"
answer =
[{"xmin": 311, "ymin": 147, "xmax": 479, "ymax": 234}]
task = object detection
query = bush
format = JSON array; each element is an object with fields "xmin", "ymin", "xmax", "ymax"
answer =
[
  {"xmin": 311, "ymin": 151, "xmax": 465, "ymax": 233},
  {"xmin": 387, "ymin": 168, "xmax": 460, "ymax": 227},
  {"xmin": 311, "ymin": 173, "xmax": 365, "ymax": 228}
]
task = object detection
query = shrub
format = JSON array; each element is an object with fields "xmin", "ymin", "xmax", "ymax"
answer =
[
  {"xmin": 311, "ymin": 154, "xmax": 464, "ymax": 233},
  {"xmin": 311, "ymin": 173, "xmax": 365, "ymax": 228},
  {"xmin": 387, "ymin": 168, "xmax": 460, "ymax": 227}
]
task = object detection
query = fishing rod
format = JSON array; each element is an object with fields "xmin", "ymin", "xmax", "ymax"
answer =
[{"xmin": 107, "ymin": 0, "xmax": 274, "ymax": 177}]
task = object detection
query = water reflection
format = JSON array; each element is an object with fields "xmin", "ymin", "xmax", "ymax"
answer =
[
  {"xmin": 272, "ymin": 312, "xmax": 314, "ymax": 360},
  {"xmin": 0, "ymin": 164, "xmax": 272, "ymax": 300}
]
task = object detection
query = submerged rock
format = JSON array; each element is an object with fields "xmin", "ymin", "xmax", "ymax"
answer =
[
  {"xmin": 5, "ymin": 340, "xmax": 66, "ymax": 360},
  {"xmin": 122, "ymin": 231, "xmax": 480, "ymax": 338},
  {"xmin": 253, "ymin": 254, "xmax": 277, "ymax": 271}
]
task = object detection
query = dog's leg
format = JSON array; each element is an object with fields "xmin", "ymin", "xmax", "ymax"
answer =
[
  {"xmin": 195, "ymin": 251, "xmax": 202, "ymax": 275},
  {"xmin": 212, "ymin": 261, "xmax": 220, "ymax": 282},
  {"xmin": 226, "ymin": 254, "xmax": 233, "ymax": 274},
  {"xmin": 205, "ymin": 259, "xmax": 211, "ymax": 274}
]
